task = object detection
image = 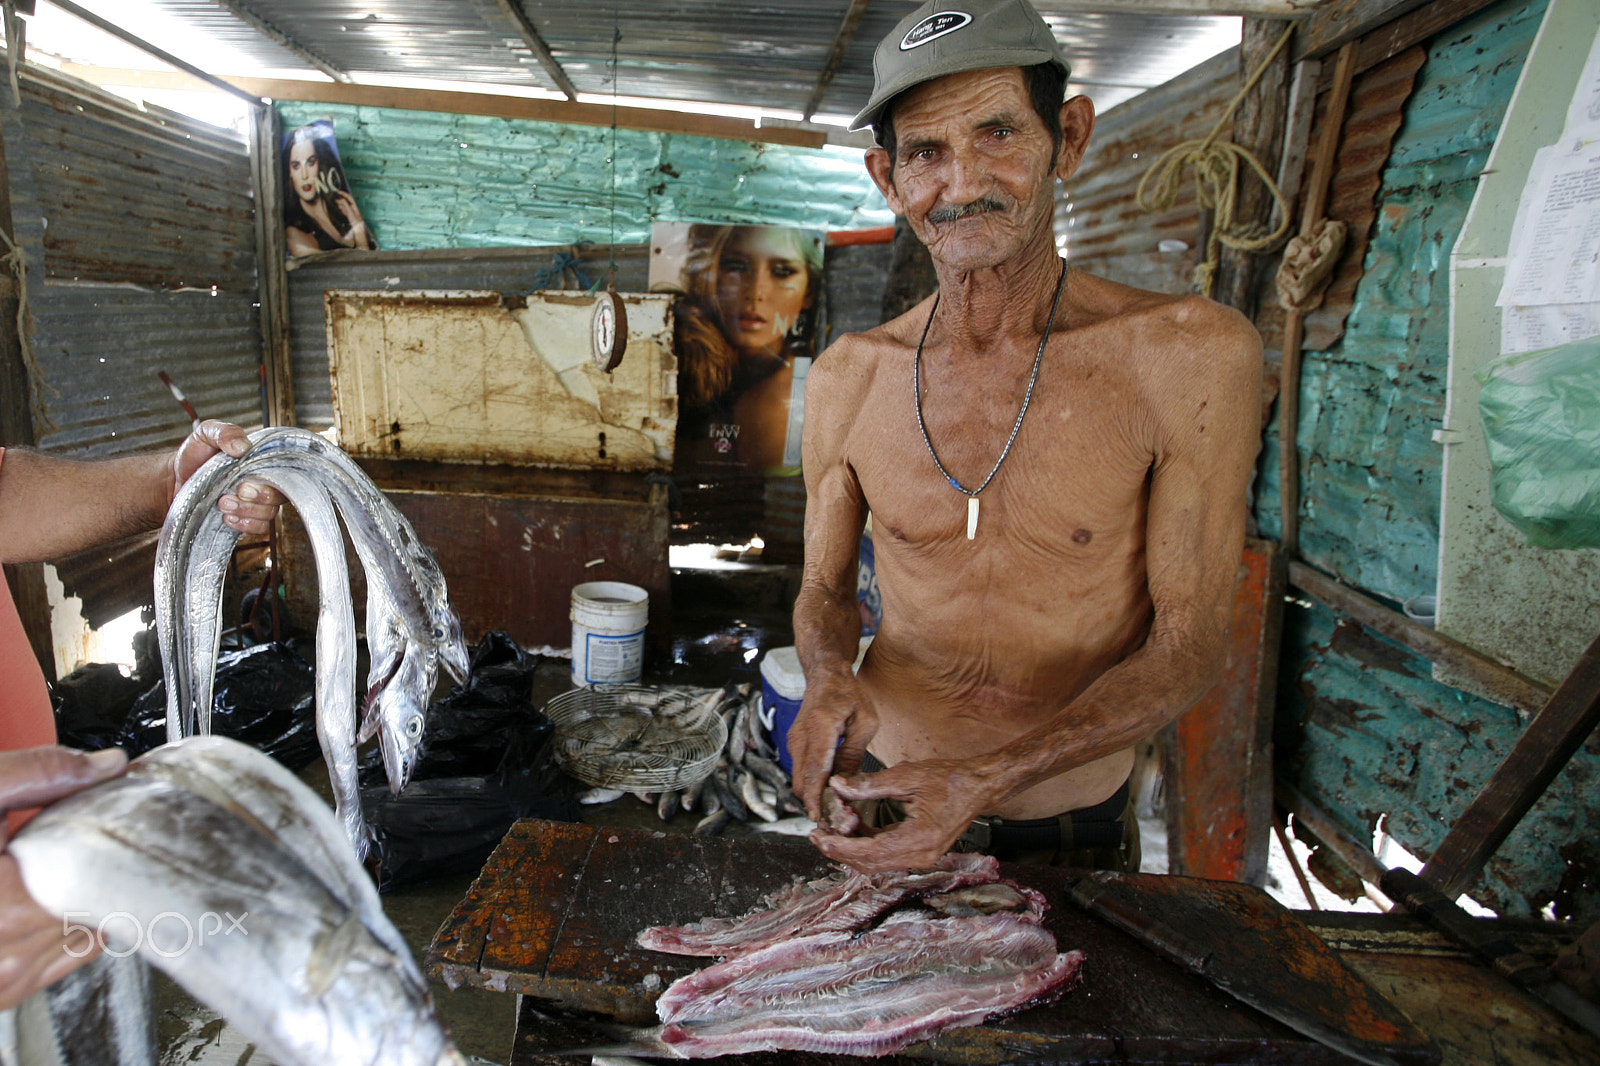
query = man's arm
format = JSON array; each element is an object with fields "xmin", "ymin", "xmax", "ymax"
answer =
[
  {"xmin": 0, "ymin": 420, "xmax": 279, "ymax": 564},
  {"xmin": 788, "ymin": 339, "xmax": 877, "ymax": 821},
  {"xmin": 818, "ymin": 304, "xmax": 1264, "ymax": 870}
]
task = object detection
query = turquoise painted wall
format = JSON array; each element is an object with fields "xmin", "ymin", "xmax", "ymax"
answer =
[
  {"xmin": 276, "ymin": 102, "xmax": 893, "ymax": 248},
  {"xmin": 1258, "ymin": 0, "xmax": 1598, "ymax": 920}
]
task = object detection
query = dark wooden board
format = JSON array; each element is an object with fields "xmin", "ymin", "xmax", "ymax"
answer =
[{"xmin": 429, "ymin": 819, "xmax": 1436, "ymax": 1063}]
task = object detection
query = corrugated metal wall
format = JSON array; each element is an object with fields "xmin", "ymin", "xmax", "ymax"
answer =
[
  {"xmin": 9, "ymin": 69, "xmax": 263, "ymax": 458},
  {"xmin": 4, "ymin": 66, "xmax": 264, "ymax": 623},
  {"xmin": 1260, "ymin": 0, "xmax": 1595, "ymax": 921},
  {"xmin": 274, "ymin": 101, "xmax": 892, "ymax": 251},
  {"xmin": 1058, "ymin": 48, "xmax": 1235, "ymax": 293}
]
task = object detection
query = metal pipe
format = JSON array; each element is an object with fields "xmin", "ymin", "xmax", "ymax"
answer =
[{"xmin": 43, "ymin": 0, "xmax": 264, "ymax": 108}]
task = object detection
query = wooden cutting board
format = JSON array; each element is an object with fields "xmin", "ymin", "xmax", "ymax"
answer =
[{"xmin": 427, "ymin": 818, "xmax": 1436, "ymax": 1064}]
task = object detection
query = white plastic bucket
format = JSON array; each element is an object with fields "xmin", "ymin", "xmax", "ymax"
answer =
[{"xmin": 570, "ymin": 582, "xmax": 649, "ymax": 685}]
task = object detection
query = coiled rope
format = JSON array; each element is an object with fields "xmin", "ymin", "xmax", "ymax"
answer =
[{"xmin": 1136, "ymin": 23, "xmax": 1297, "ymax": 298}]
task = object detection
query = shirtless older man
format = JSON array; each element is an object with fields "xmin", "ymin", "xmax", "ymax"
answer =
[{"xmin": 790, "ymin": 0, "xmax": 1262, "ymax": 874}]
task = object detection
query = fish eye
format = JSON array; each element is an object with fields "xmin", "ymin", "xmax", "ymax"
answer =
[{"xmin": 405, "ymin": 716, "xmax": 424, "ymax": 739}]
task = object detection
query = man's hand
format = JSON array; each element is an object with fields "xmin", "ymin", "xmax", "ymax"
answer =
[
  {"xmin": 170, "ymin": 420, "xmax": 281, "ymax": 535},
  {"xmin": 788, "ymin": 670, "xmax": 879, "ymax": 824},
  {"xmin": 809, "ymin": 759, "xmax": 984, "ymax": 873},
  {"xmin": 0, "ymin": 747, "xmax": 127, "ymax": 1011}
]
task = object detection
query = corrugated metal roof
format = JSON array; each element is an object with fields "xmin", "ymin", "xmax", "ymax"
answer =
[{"xmin": 135, "ymin": 1, "xmax": 1239, "ymax": 123}]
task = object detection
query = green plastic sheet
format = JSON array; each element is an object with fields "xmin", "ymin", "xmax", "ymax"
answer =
[{"xmin": 1478, "ymin": 336, "xmax": 1600, "ymax": 548}]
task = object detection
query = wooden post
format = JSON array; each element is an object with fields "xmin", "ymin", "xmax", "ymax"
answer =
[
  {"xmin": 1213, "ymin": 17, "xmax": 1293, "ymax": 317},
  {"xmin": 249, "ymin": 103, "xmax": 295, "ymax": 427},
  {"xmin": 1279, "ymin": 40, "xmax": 1357, "ymax": 556},
  {"xmin": 0, "ymin": 104, "xmax": 54, "ymax": 682}
]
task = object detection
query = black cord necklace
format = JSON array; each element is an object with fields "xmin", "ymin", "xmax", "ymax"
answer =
[{"xmin": 913, "ymin": 256, "xmax": 1068, "ymax": 540}]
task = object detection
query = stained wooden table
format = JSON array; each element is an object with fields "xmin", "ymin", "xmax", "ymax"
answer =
[{"xmin": 427, "ymin": 819, "xmax": 1443, "ymax": 1064}]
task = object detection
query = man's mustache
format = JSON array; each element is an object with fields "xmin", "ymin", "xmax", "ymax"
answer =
[{"xmin": 926, "ymin": 198, "xmax": 1006, "ymax": 224}]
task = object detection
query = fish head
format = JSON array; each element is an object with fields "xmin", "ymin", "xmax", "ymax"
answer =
[
  {"xmin": 434, "ymin": 607, "xmax": 471, "ymax": 685},
  {"xmin": 376, "ymin": 647, "xmax": 434, "ymax": 794}
]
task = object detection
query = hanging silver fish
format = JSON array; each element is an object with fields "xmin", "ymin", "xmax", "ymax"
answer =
[{"xmin": 154, "ymin": 426, "xmax": 470, "ymax": 858}]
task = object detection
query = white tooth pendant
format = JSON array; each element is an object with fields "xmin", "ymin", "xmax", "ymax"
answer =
[{"xmin": 967, "ymin": 495, "xmax": 979, "ymax": 540}]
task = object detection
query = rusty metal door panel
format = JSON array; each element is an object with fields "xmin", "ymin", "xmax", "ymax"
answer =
[
  {"xmin": 1166, "ymin": 538, "xmax": 1284, "ymax": 883},
  {"xmin": 326, "ymin": 289, "xmax": 676, "ymax": 471},
  {"xmin": 280, "ymin": 484, "xmax": 669, "ymax": 659}
]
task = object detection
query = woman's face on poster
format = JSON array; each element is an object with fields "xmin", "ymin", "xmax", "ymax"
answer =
[
  {"xmin": 288, "ymin": 138, "xmax": 320, "ymax": 205},
  {"xmin": 715, "ymin": 228, "xmax": 812, "ymax": 359}
]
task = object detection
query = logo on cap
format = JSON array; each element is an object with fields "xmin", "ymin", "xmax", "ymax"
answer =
[{"xmin": 900, "ymin": 11, "xmax": 972, "ymax": 51}]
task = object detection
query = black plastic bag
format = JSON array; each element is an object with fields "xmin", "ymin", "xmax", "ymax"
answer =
[
  {"xmin": 119, "ymin": 641, "xmax": 320, "ymax": 770},
  {"xmin": 52, "ymin": 663, "xmax": 146, "ymax": 752},
  {"xmin": 362, "ymin": 730, "xmax": 579, "ymax": 893},
  {"xmin": 359, "ymin": 630, "xmax": 542, "ymax": 787}
]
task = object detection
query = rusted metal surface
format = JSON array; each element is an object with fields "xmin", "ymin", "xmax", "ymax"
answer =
[
  {"xmin": 1066, "ymin": 869, "xmax": 1438, "ymax": 1064},
  {"xmin": 17, "ymin": 66, "xmax": 255, "ymax": 292},
  {"xmin": 1422, "ymin": 629, "xmax": 1600, "ymax": 900},
  {"xmin": 430, "ymin": 819, "xmax": 1431, "ymax": 1063},
  {"xmin": 286, "ymin": 245, "xmax": 651, "ymax": 431},
  {"xmin": 0, "ymin": 65, "xmax": 262, "ymax": 627},
  {"xmin": 325, "ymin": 289, "xmax": 676, "ymax": 471},
  {"xmin": 1256, "ymin": 45, "xmax": 1427, "ymax": 354},
  {"xmin": 1288, "ymin": 561, "xmax": 1552, "ymax": 718},
  {"xmin": 279, "ymin": 479, "xmax": 670, "ymax": 657},
  {"xmin": 1165, "ymin": 539, "xmax": 1282, "ymax": 884}
]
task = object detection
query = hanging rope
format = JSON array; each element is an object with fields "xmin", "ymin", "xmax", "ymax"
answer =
[
  {"xmin": 1136, "ymin": 22, "xmax": 1297, "ymax": 298},
  {"xmin": 0, "ymin": 227, "xmax": 56, "ymax": 435}
]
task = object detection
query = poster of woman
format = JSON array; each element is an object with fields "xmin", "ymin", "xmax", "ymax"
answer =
[
  {"xmin": 651, "ymin": 223, "xmax": 824, "ymax": 477},
  {"xmin": 281, "ymin": 119, "xmax": 377, "ymax": 257}
]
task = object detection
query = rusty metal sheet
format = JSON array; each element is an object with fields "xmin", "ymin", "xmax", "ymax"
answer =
[
  {"xmin": 1165, "ymin": 538, "xmax": 1284, "ymax": 883},
  {"xmin": 279, "ymin": 481, "xmax": 669, "ymax": 656},
  {"xmin": 1257, "ymin": 45, "xmax": 1427, "ymax": 354},
  {"xmin": 429, "ymin": 819, "xmax": 1430, "ymax": 1063},
  {"xmin": 325, "ymin": 289, "xmax": 676, "ymax": 471},
  {"xmin": 1060, "ymin": 49, "xmax": 1237, "ymax": 295},
  {"xmin": 1066, "ymin": 870, "xmax": 1438, "ymax": 1065}
]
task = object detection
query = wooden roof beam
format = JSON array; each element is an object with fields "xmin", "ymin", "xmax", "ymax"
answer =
[
  {"xmin": 804, "ymin": 0, "xmax": 871, "ymax": 122},
  {"xmin": 209, "ymin": 0, "xmax": 351, "ymax": 84},
  {"xmin": 491, "ymin": 0, "xmax": 579, "ymax": 102}
]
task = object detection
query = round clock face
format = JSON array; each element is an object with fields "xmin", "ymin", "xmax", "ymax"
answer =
[{"xmin": 591, "ymin": 292, "xmax": 627, "ymax": 372}]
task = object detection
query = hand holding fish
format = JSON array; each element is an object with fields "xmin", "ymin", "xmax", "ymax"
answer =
[
  {"xmin": 0, "ymin": 746, "xmax": 126, "ymax": 1011},
  {"xmin": 171, "ymin": 419, "xmax": 281, "ymax": 535},
  {"xmin": 787, "ymin": 668, "xmax": 878, "ymax": 825},
  {"xmin": 810, "ymin": 759, "xmax": 991, "ymax": 874}
]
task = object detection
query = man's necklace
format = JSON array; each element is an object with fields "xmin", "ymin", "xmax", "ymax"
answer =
[{"xmin": 913, "ymin": 256, "xmax": 1068, "ymax": 540}]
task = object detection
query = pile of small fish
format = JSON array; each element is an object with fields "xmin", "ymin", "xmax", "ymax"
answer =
[
  {"xmin": 7, "ymin": 736, "xmax": 465, "ymax": 1066},
  {"xmin": 579, "ymin": 684, "xmax": 811, "ymax": 836},
  {"xmin": 624, "ymin": 854, "xmax": 1084, "ymax": 1058},
  {"xmin": 154, "ymin": 426, "xmax": 471, "ymax": 860}
]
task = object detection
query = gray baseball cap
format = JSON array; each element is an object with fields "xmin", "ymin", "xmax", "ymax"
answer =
[{"xmin": 851, "ymin": 0, "xmax": 1070, "ymax": 132}]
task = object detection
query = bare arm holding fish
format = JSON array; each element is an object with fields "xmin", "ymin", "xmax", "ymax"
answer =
[
  {"xmin": 0, "ymin": 746, "xmax": 126, "ymax": 1010},
  {"xmin": 0, "ymin": 419, "xmax": 280, "ymax": 562}
]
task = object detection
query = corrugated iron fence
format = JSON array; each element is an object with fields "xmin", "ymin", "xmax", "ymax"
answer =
[{"xmin": 4, "ymin": 66, "xmax": 264, "ymax": 625}]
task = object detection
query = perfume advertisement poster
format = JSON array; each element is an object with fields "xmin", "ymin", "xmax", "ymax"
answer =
[
  {"xmin": 281, "ymin": 119, "xmax": 377, "ymax": 257},
  {"xmin": 651, "ymin": 222, "xmax": 823, "ymax": 478}
]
